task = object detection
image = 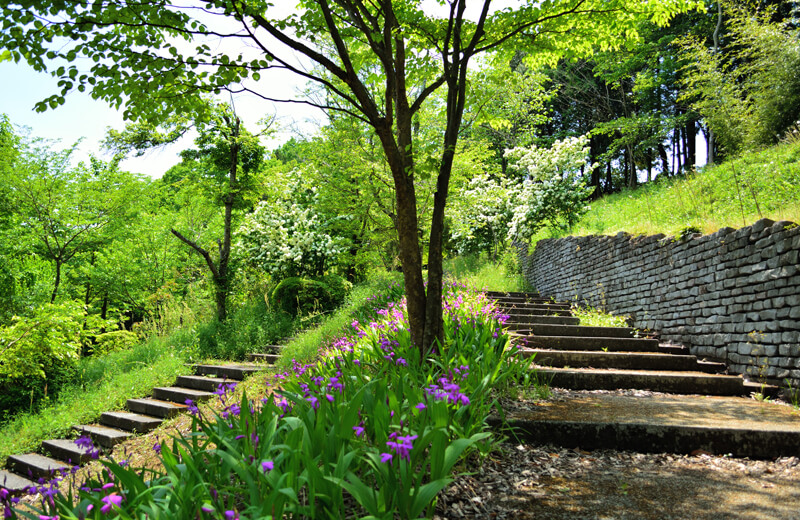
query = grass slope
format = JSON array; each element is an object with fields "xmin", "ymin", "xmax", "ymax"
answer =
[{"xmin": 564, "ymin": 140, "xmax": 800, "ymax": 239}]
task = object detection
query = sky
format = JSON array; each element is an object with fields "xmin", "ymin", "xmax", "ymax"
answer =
[{"xmin": 0, "ymin": 58, "xmax": 322, "ymax": 179}]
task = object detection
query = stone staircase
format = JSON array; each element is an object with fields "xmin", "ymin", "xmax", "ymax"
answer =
[
  {"xmin": 487, "ymin": 291, "xmax": 800, "ymax": 458},
  {"xmin": 488, "ymin": 290, "xmax": 745, "ymax": 395},
  {"xmin": 0, "ymin": 362, "xmax": 270, "ymax": 493}
]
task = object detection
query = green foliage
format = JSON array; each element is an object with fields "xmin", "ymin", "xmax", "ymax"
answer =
[
  {"xmin": 276, "ymin": 274, "xmax": 404, "ymax": 366},
  {"xmin": 236, "ymin": 171, "xmax": 347, "ymax": 280},
  {"xmin": 443, "ymin": 252, "xmax": 531, "ymax": 293},
  {"xmin": 0, "ymin": 333, "xmax": 191, "ymax": 462},
  {"xmin": 270, "ymin": 277, "xmax": 335, "ymax": 317},
  {"xmin": 17, "ymin": 282, "xmax": 529, "ymax": 519},
  {"xmin": 0, "ymin": 301, "xmax": 88, "ymax": 380},
  {"xmin": 571, "ymin": 306, "xmax": 631, "ymax": 328},
  {"xmin": 507, "ymin": 135, "xmax": 596, "ymax": 241},
  {"xmin": 562, "ymin": 140, "xmax": 800, "ymax": 238},
  {"xmin": 91, "ymin": 330, "xmax": 139, "ymax": 356},
  {"xmin": 320, "ymin": 274, "xmax": 352, "ymax": 308},
  {"xmin": 195, "ymin": 298, "xmax": 297, "ymax": 361},
  {"xmin": 679, "ymin": 1, "xmax": 800, "ymax": 154}
]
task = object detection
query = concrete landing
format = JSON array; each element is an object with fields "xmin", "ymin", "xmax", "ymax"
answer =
[{"xmin": 492, "ymin": 393, "xmax": 800, "ymax": 459}]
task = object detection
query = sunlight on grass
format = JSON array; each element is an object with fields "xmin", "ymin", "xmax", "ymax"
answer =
[
  {"xmin": 443, "ymin": 251, "xmax": 531, "ymax": 292},
  {"xmin": 552, "ymin": 140, "xmax": 800, "ymax": 240}
]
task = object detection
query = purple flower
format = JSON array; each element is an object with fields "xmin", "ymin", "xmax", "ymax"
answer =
[
  {"xmin": 75, "ymin": 435, "xmax": 93, "ymax": 450},
  {"xmin": 415, "ymin": 402, "xmax": 426, "ymax": 411},
  {"xmin": 101, "ymin": 483, "xmax": 115, "ymax": 491},
  {"xmin": 224, "ymin": 510, "xmax": 239, "ymax": 520},
  {"xmin": 261, "ymin": 460, "xmax": 274, "ymax": 473},
  {"xmin": 101, "ymin": 493, "xmax": 123, "ymax": 514},
  {"xmin": 153, "ymin": 442, "xmax": 161, "ymax": 454},
  {"xmin": 185, "ymin": 399, "xmax": 199, "ymax": 415},
  {"xmin": 201, "ymin": 505, "xmax": 214, "ymax": 514},
  {"xmin": 325, "ymin": 394, "xmax": 335, "ymax": 403},
  {"xmin": 395, "ymin": 358, "xmax": 407, "ymax": 366},
  {"xmin": 306, "ymin": 396, "xmax": 319, "ymax": 410},
  {"xmin": 353, "ymin": 425, "xmax": 365, "ymax": 437},
  {"xmin": 380, "ymin": 452, "xmax": 393, "ymax": 464}
]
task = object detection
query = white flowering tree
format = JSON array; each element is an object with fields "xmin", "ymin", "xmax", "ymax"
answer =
[
  {"xmin": 448, "ymin": 173, "xmax": 514, "ymax": 259},
  {"xmin": 236, "ymin": 175, "xmax": 346, "ymax": 280},
  {"xmin": 506, "ymin": 135, "xmax": 595, "ymax": 242}
]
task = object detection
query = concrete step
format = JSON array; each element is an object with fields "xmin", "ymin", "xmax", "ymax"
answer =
[
  {"xmin": 536, "ymin": 367, "xmax": 745, "ymax": 395},
  {"xmin": 512, "ymin": 334, "xmax": 660, "ymax": 352},
  {"xmin": 503, "ymin": 307, "xmax": 574, "ymax": 317},
  {"xmin": 152, "ymin": 386, "xmax": 214, "ymax": 404},
  {"xmin": 522, "ymin": 349, "xmax": 701, "ymax": 371},
  {"xmin": 486, "ymin": 290, "xmax": 544, "ymax": 299},
  {"xmin": 511, "ymin": 324, "xmax": 638, "ymax": 338},
  {"xmin": 41, "ymin": 438, "xmax": 95, "ymax": 465},
  {"xmin": 193, "ymin": 364, "xmax": 263, "ymax": 380},
  {"xmin": 659, "ymin": 344, "xmax": 690, "ymax": 355},
  {"xmin": 175, "ymin": 374, "xmax": 231, "ymax": 392},
  {"xmin": 488, "ymin": 393, "xmax": 800, "ymax": 459},
  {"xmin": 497, "ymin": 303, "xmax": 572, "ymax": 312},
  {"xmin": 100, "ymin": 411, "xmax": 162, "ymax": 434},
  {"xmin": 495, "ymin": 300, "xmax": 571, "ymax": 309},
  {"xmin": 697, "ymin": 360, "xmax": 728, "ymax": 374},
  {"xmin": 248, "ymin": 353, "xmax": 280, "ymax": 364},
  {"xmin": 126, "ymin": 398, "xmax": 187, "ymax": 419},
  {"xmin": 72, "ymin": 424, "xmax": 133, "ymax": 449},
  {"xmin": 505, "ymin": 316, "xmax": 581, "ymax": 326},
  {"xmin": 6, "ymin": 453, "xmax": 69, "ymax": 480},
  {"xmin": 0, "ymin": 469, "xmax": 35, "ymax": 493},
  {"xmin": 262, "ymin": 344, "xmax": 284, "ymax": 353}
]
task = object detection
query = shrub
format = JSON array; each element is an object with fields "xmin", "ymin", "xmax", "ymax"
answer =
[
  {"xmin": 91, "ymin": 330, "xmax": 139, "ymax": 356},
  {"xmin": 15, "ymin": 281, "xmax": 532, "ymax": 520},
  {"xmin": 271, "ymin": 277, "xmax": 334, "ymax": 317},
  {"xmin": 320, "ymin": 273, "xmax": 352, "ymax": 307}
]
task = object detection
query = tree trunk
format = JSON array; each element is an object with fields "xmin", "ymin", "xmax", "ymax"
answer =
[
  {"xmin": 51, "ymin": 258, "xmax": 62, "ymax": 303},
  {"xmin": 685, "ymin": 118, "xmax": 697, "ymax": 170}
]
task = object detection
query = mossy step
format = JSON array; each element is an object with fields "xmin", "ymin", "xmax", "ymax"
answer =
[
  {"xmin": 512, "ymin": 334, "xmax": 659, "ymax": 352},
  {"xmin": 41, "ymin": 439, "xmax": 94, "ymax": 466},
  {"xmin": 505, "ymin": 316, "xmax": 581, "ymax": 326},
  {"xmin": 502, "ymin": 307, "xmax": 573, "ymax": 317},
  {"xmin": 488, "ymin": 393, "xmax": 800, "ymax": 459},
  {"xmin": 193, "ymin": 364, "xmax": 263, "ymax": 380},
  {"xmin": 126, "ymin": 398, "xmax": 187, "ymax": 419},
  {"xmin": 0, "ymin": 469, "xmax": 35, "ymax": 493},
  {"xmin": 72, "ymin": 424, "xmax": 133, "ymax": 449},
  {"xmin": 247, "ymin": 353, "xmax": 280, "ymax": 364},
  {"xmin": 512, "ymin": 324, "xmax": 638, "ymax": 338},
  {"xmin": 100, "ymin": 411, "xmax": 162, "ymax": 434},
  {"xmin": 176, "ymin": 374, "xmax": 231, "ymax": 392},
  {"xmin": 536, "ymin": 367, "xmax": 744, "ymax": 395},
  {"xmin": 485, "ymin": 290, "xmax": 544, "ymax": 298},
  {"xmin": 152, "ymin": 386, "xmax": 214, "ymax": 404},
  {"xmin": 6, "ymin": 453, "xmax": 68, "ymax": 480},
  {"xmin": 521, "ymin": 349, "xmax": 700, "ymax": 371}
]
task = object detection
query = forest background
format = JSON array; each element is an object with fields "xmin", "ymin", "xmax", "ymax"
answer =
[{"xmin": 1, "ymin": 0, "xmax": 799, "ymax": 422}]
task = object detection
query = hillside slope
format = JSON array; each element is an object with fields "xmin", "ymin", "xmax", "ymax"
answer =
[{"xmin": 563, "ymin": 140, "xmax": 800, "ymax": 239}]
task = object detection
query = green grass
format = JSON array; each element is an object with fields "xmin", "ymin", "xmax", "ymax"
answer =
[
  {"xmin": 443, "ymin": 251, "xmax": 532, "ymax": 292},
  {"xmin": 0, "ymin": 333, "xmax": 194, "ymax": 465},
  {"xmin": 549, "ymin": 140, "xmax": 800, "ymax": 240},
  {"xmin": 571, "ymin": 306, "xmax": 631, "ymax": 328},
  {"xmin": 277, "ymin": 272, "xmax": 403, "ymax": 367}
]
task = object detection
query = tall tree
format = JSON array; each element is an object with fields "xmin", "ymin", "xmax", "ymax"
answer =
[
  {"xmin": 107, "ymin": 103, "xmax": 266, "ymax": 321},
  {"xmin": 1, "ymin": 0, "xmax": 698, "ymax": 352}
]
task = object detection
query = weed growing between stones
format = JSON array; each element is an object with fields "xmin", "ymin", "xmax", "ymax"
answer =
[{"xmin": 6, "ymin": 282, "xmax": 535, "ymax": 520}]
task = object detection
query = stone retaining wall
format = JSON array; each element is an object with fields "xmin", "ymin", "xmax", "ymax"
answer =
[{"xmin": 517, "ymin": 218, "xmax": 800, "ymax": 386}]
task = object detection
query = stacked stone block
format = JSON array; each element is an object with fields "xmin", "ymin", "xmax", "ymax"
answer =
[{"xmin": 517, "ymin": 218, "xmax": 800, "ymax": 386}]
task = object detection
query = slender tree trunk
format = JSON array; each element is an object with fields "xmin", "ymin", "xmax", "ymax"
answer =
[
  {"xmin": 51, "ymin": 258, "xmax": 62, "ymax": 303},
  {"xmin": 686, "ymin": 119, "xmax": 697, "ymax": 170}
]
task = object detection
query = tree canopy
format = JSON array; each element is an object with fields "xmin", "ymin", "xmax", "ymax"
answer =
[{"xmin": 1, "ymin": 0, "xmax": 701, "ymax": 351}]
